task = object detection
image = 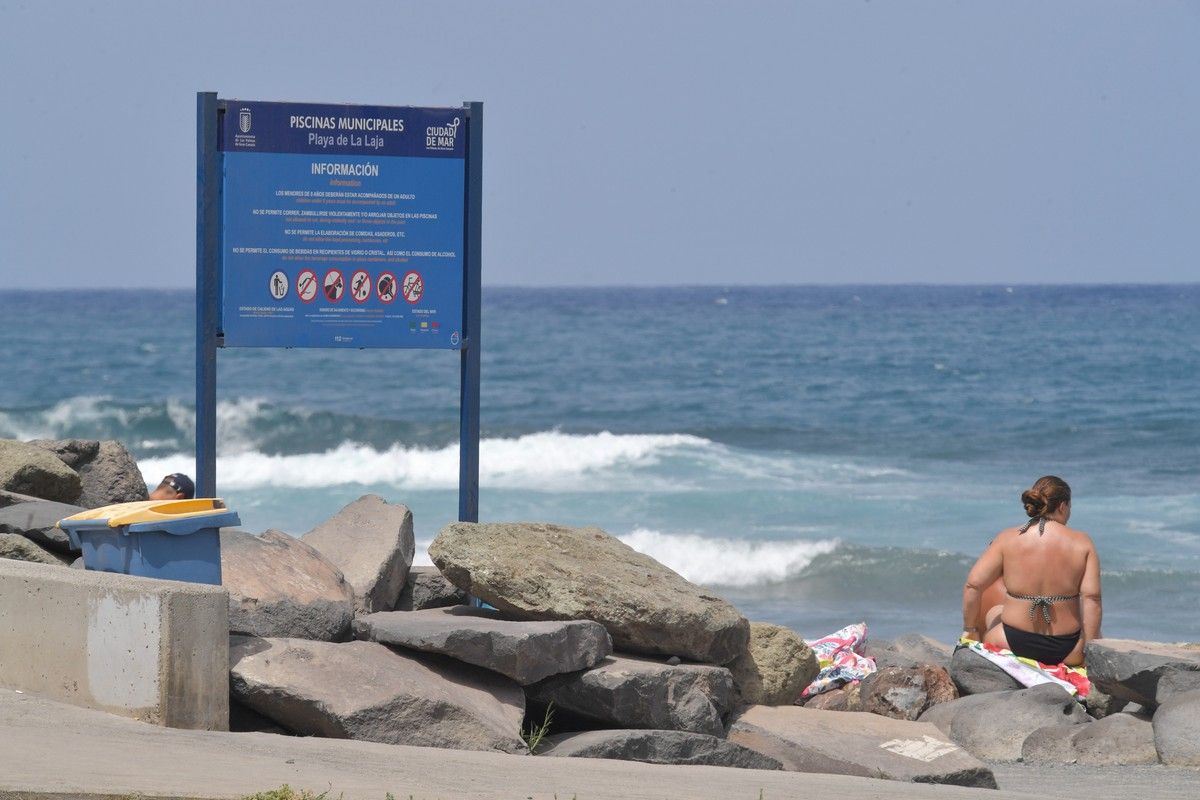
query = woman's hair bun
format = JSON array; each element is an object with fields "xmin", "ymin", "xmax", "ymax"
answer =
[
  {"xmin": 1021, "ymin": 476, "xmax": 1071, "ymax": 518},
  {"xmin": 1021, "ymin": 489, "xmax": 1047, "ymax": 518}
]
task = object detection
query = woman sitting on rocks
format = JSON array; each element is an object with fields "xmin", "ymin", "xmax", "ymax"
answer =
[{"xmin": 961, "ymin": 476, "xmax": 1102, "ymax": 666}]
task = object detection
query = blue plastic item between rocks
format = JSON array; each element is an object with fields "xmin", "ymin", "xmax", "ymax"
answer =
[{"xmin": 58, "ymin": 499, "xmax": 239, "ymax": 585}]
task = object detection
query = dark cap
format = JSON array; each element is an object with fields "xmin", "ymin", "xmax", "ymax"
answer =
[{"xmin": 163, "ymin": 473, "xmax": 195, "ymax": 499}]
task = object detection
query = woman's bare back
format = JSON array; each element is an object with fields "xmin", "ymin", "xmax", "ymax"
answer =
[{"xmin": 996, "ymin": 520, "xmax": 1093, "ymax": 635}]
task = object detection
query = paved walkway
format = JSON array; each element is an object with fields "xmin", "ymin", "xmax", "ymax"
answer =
[{"xmin": 1, "ymin": 690, "xmax": 1196, "ymax": 800}]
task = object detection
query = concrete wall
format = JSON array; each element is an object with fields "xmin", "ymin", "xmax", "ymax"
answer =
[{"xmin": 0, "ymin": 558, "xmax": 229, "ymax": 730}]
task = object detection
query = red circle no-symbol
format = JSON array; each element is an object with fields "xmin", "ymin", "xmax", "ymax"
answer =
[
  {"xmin": 402, "ymin": 270, "xmax": 424, "ymax": 304},
  {"xmin": 296, "ymin": 269, "xmax": 318, "ymax": 303},
  {"xmin": 350, "ymin": 270, "xmax": 371, "ymax": 304},
  {"xmin": 376, "ymin": 271, "xmax": 398, "ymax": 304},
  {"xmin": 323, "ymin": 269, "xmax": 345, "ymax": 303}
]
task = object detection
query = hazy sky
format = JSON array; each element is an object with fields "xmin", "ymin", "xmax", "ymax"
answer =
[{"xmin": 1, "ymin": 1, "xmax": 1197, "ymax": 288}]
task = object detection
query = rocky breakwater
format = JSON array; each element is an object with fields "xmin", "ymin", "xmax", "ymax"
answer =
[
  {"xmin": 429, "ymin": 521, "xmax": 750, "ymax": 664},
  {"xmin": 897, "ymin": 637, "xmax": 1200, "ymax": 768},
  {"xmin": 412, "ymin": 520, "xmax": 994, "ymax": 786},
  {"xmin": 0, "ymin": 438, "xmax": 150, "ymax": 567}
]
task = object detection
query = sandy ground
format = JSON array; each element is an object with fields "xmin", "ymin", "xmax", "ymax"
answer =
[{"xmin": 1, "ymin": 690, "xmax": 1196, "ymax": 800}]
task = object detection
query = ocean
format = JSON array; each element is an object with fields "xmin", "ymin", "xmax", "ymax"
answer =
[{"xmin": 2, "ymin": 285, "xmax": 1197, "ymax": 643}]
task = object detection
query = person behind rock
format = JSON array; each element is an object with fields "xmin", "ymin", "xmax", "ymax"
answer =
[
  {"xmin": 961, "ymin": 475, "xmax": 1102, "ymax": 666},
  {"xmin": 148, "ymin": 472, "xmax": 195, "ymax": 501}
]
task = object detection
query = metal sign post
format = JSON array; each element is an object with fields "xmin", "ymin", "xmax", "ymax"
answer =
[{"xmin": 194, "ymin": 93, "xmax": 481, "ymax": 519}]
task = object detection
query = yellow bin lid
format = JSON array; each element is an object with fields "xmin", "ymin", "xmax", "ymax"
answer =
[{"xmin": 59, "ymin": 498, "xmax": 229, "ymax": 528}]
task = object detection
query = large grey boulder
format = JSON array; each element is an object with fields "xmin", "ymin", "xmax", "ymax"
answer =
[
  {"xmin": 918, "ymin": 683, "xmax": 1090, "ymax": 761},
  {"xmin": 354, "ymin": 606, "xmax": 612, "ymax": 685},
  {"xmin": 75, "ymin": 441, "xmax": 149, "ymax": 507},
  {"xmin": 526, "ymin": 654, "xmax": 734, "ymax": 737},
  {"xmin": 1023, "ymin": 712, "xmax": 1157, "ymax": 765},
  {"xmin": 1085, "ymin": 639, "xmax": 1200, "ymax": 708},
  {"xmin": 537, "ymin": 729, "xmax": 782, "ymax": 770},
  {"xmin": 26, "ymin": 439, "xmax": 100, "ymax": 470},
  {"xmin": 859, "ymin": 665, "xmax": 958, "ymax": 721},
  {"xmin": 301, "ymin": 495, "xmax": 415, "ymax": 613},
  {"xmin": 872, "ymin": 634, "xmax": 953, "ymax": 671},
  {"xmin": 230, "ymin": 636, "xmax": 526, "ymax": 753},
  {"xmin": 0, "ymin": 532, "xmax": 70, "ymax": 566},
  {"xmin": 948, "ymin": 645, "xmax": 1022, "ymax": 695},
  {"xmin": 221, "ymin": 529, "xmax": 355, "ymax": 641},
  {"xmin": 728, "ymin": 622, "xmax": 818, "ymax": 706},
  {"xmin": 0, "ymin": 440, "xmax": 81, "ymax": 503},
  {"xmin": 395, "ymin": 565, "xmax": 467, "ymax": 611},
  {"xmin": 430, "ymin": 522, "xmax": 749, "ymax": 664},
  {"xmin": 1152, "ymin": 688, "xmax": 1200, "ymax": 766},
  {"xmin": 0, "ymin": 499, "xmax": 82, "ymax": 553},
  {"xmin": 728, "ymin": 705, "xmax": 996, "ymax": 788}
]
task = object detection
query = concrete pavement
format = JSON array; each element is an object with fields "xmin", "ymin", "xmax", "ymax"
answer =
[{"xmin": 2, "ymin": 689, "xmax": 1197, "ymax": 800}]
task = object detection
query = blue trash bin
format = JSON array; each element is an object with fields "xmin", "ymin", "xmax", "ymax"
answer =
[{"xmin": 59, "ymin": 499, "xmax": 239, "ymax": 585}]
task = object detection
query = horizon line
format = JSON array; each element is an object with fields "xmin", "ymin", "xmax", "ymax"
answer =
[{"xmin": 2, "ymin": 281, "xmax": 1199, "ymax": 293}]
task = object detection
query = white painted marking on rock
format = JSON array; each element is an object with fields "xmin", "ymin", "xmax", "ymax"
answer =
[{"xmin": 879, "ymin": 735, "xmax": 960, "ymax": 762}]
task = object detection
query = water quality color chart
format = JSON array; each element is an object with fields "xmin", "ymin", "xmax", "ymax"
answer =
[{"xmin": 218, "ymin": 100, "xmax": 466, "ymax": 349}]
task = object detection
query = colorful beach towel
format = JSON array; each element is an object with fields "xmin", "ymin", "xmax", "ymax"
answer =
[
  {"xmin": 801, "ymin": 622, "xmax": 877, "ymax": 698},
  {"xmin": 959, "ymin": 638, "xmax": 1090, "ymax": 698}
]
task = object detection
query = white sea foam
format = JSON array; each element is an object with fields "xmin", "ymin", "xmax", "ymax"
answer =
[
  {"xmin": 0, "ymin": 395, "xmax": 124, "ymax": 439},
  {"xmin": 139, "ymin": 430, "xmax": 713, "ymax": 491},
  {"xmin": 0, "ymin": 395, "xmax": 277, "ymax": 451},
  {"xmin": 617, "ymin": 528, "xmax": 839, "ymax": 586},
  {"xmin": 407, "ymin": 529, "xmax": 840, "ymax": 586}
]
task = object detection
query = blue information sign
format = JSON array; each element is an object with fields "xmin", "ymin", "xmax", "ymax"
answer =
[
  {"xmin": 196, "ymin": 94, "xmax": 482, "ymax": 521},
  {"xmin": 218, "ymin": 101, "xmax": 467, "ymax": 349}
]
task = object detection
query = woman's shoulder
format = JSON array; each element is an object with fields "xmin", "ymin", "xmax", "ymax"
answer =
[{"xmin": 1061, "ymin": 525, "xmax": 1096, "ymax": 548}]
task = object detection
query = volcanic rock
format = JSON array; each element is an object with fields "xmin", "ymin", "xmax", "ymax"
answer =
[
  {"xmin": 859, "ymin": 664, "xmax": 958, "ymax": 720},
  {"xmin": 229, "ymin": 636, "xmax": 526, "ymax": 753},
  {"xmin": 301, "ymin": 494, "xmax": 414, "ymax": 613},
  {"xmin": 354, "ymin": 605, "xmax": 611, "ymax": 684},
  {"xmin": 429, "ymin": 521, "xmax": 749, "ymax": 664},
  {"xmin": 918, "ymin": 683, "xmax": 1090, "ymax": 761},
  {"xmin": 1022, "ymin": 712, "xmax": 1156, "ymax": 765},
  {"xmin": 537, "ymin": 729, "xmax": 782, "ymax": 769},
  {"xmin": 26, "ymin": 439, "xmax": 100, "ymax": 470},
  {"xmin": 395, "ymin": 565, "xmax": 468, "ymax": 611},
  {"xmin": 948, "ymin": 645, "xmax": 1022, "ymax": 695},
  {"xmin": 76, "ymin": 441, "xmax": 149, "ymax": 507},
  {"xmin": 1151, "ymin": 688, "xmax": 1200, "ymax": 766},
  {"xmin": 0, "ymin": 440, "xmax": 81, "ymax": 503},
  {"xmin": 728, "ymin": 622, "xmax": 819, "ymax": 706},
  {"xmin": 0, "ymin": 532, "xmax": 70, "ymax": 566},
  {"xmin": 800, "ymin": 684, "xmax": 862, "ymax": 711},
  {"xmin": 221, "ymin": 529, "xmax": 354, "ymax": 641},
  {"xmin": 728, "ymin": 705, "xmax": 996, "ymax": 788},
  {"xmin": 526, "ymin": 653, "xmax": 733, "ymax": 737},
  {"xmin": 871, "ymin": 634, "xmax": 953, "ymax": 670},
  {"xmin": 1085, "ymin": 639, "xmax": 1200, "ymax": 708},
  {"xmin": 0, "ymin": 499, "xmax": 82, "ymax": 553}
]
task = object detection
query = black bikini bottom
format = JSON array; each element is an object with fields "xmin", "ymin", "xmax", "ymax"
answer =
[{"xmin": 1002, "ymin": 623, "xmax": 1081, "ymax": 665}]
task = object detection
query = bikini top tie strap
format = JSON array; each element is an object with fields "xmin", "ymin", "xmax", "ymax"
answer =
[
  {"xmin": 1018, "ymin": 516, "xmax": 1048, "ymax": 535},
  {"xmin": 1007, "ymin": 591, "xmax": 1082, "ymax": 624}
]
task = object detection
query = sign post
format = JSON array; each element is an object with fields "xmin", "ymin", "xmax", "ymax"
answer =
[{"xmin": 194, "ymin": 93, "xmax": 482, "ymax": 519}]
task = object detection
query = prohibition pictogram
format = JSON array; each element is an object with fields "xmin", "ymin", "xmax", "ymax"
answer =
[
  {"xmin": 350, "ymin": 269, "xmax": 371, "ymax": 303},
  {"xmin": 268, "ymin": 271, "xmax": 289, "ymax": 300},
  {"xmin": 296, "ymin": 269, "xmax": 318, "ymax": 303},
  {"xmin": 376, "ymin": 271, "xmax": 398, "ymax": 303},
  {"xmin": 402, "ymin": 270, "xmax": 424, "ymax": 304},
  {"xmin": 323, "ymin": 269, "xmax": 344, "ymax": 302}
]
